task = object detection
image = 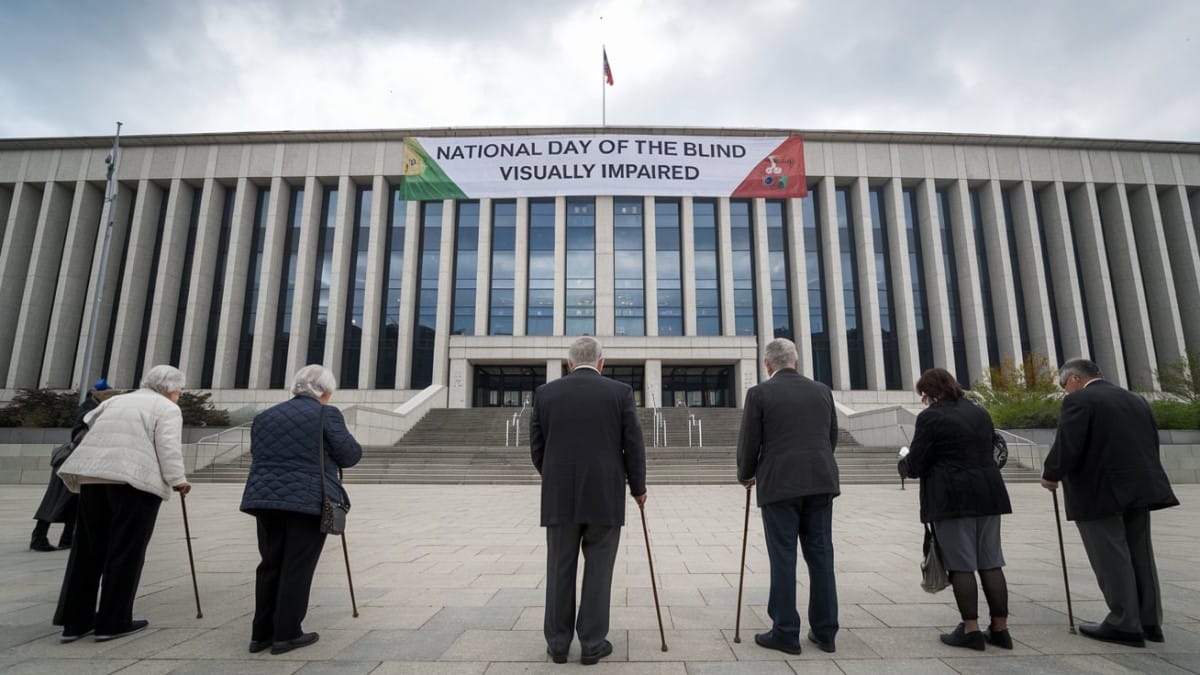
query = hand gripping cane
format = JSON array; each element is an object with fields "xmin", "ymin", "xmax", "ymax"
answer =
[
  {"xmin": 638, "ymin": 501, "xmax": 668, "ymax": 652},
  {"xmin": 339, "ymin": 468, "xmax": 359, "ymax": 618},
  {"xmin": 1051, "ymin": 490, "xmax": 1076, "ymax": 633},
  {"xmin": 179, "ymin": 492, "xmax": 203, "ymax": 618},
  {"xmin": 734, "ymin": 484, "xmax": 752, "ymax": 643}
]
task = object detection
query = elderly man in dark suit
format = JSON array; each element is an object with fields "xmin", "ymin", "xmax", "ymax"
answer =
[
  {"xmin": 737, "ymin": 337, "xmax": 840, "ymax": 655},
  {"xmin": 531, "ymin": 336, "xmax": 646, "ymax": 665},
  {"xmin": 1042, "ymin": 358, "xmax": 1179, "ymax": 648}
]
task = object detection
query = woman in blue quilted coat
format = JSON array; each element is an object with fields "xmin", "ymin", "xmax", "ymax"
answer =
[{"xmin": 240, "ymin": 365, "xmax": 361, "ymax": 656}]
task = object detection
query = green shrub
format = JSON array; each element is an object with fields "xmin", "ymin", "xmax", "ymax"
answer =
[
  {"xmin": 986, "ymin": 397, "xmax": 1063, "ymax": 429},
  {"xmin": 0, "ymin": 389, "xmax": 80, "ymax": 427},
  {"xmin": 178, "ymin": 391, "xmax": 231, "ymax": 427},
  {"xmin": 1149, "ymin": 400, "xmax": 1200, "ymax": 430},
  {"xmin": 969, "ymin": 352, "xmax": 1062, "ymax": 429}
]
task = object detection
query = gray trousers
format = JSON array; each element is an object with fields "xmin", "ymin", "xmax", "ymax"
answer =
[
  {"xmin": 1075, "ymin": 508, "xmax": 1163, "ymax": 633},
  {"xmin": 544, "ymin": 523, "xmax": 621, "ymax": 655}
]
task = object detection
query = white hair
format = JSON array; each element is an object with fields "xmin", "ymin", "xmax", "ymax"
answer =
[
  {"xmin": 764, "ymin": 338, "xmax": 799, "ymax": 371},
  {"xmin": 291, "ymin": 364, "xmax": 337, "ymax": 399},
  {"xmin": 140, "ymin": 365, "xmax": 185, "ymax": 395},
  {"xmin": 568, "ymin": 336, "xmax": 602, "ymax": 366}
]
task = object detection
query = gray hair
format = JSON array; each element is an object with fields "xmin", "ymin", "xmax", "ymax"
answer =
[
  {"xmin": 1059, "ymin": 358, "xmax": 1102, "ymax": 382},
  {"xmin": 140, "ymin": 365, "xmax": 185, "ymax": 395},
  {"xmin": 291, "ymin": 364, "xmax": 337, "ymax": 399},
  {"xmin": 568, "ymin": 336, "xmax": 602, "ymax": 367},
  {"xmin": 764, "ymin": 338, "xmax": 799, "ymax": 371}
]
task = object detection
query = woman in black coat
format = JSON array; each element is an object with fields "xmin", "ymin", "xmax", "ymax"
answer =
[
  {"xmin": 899, "ymin": 368, "xmax": 1013, "ymax": 651},
  {"xmin": 239, "ymin": 365, "xmax": 361, "ymax": 656}
]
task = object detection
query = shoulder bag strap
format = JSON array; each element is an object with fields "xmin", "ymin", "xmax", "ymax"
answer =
[{"xmin": 317, "ymin": 405, "xmax": 328, "ymax": 506}]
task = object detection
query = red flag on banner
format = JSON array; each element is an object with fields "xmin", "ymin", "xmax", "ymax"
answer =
[{"xmin": 603, "ymin": 48, "xmax": 614, "ymax": 86}]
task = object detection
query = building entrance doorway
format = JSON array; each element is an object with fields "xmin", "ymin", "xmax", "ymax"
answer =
[
  {"xmin": 603, "ymin": 365, "xmax": 644, "ymax": 407},
  {"xmin": 661, "ymin": 366, "xmax": 733, "ymax": 407},
  {"xmin": 473, "ymin": 365, "xmax": 546, "ymax": 407}
]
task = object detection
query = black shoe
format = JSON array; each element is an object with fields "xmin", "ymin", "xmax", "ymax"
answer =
[
  {"xmin": 580, "ymin": 640, "xmax": 613, "ymax": 665},
  {"xmin": 57, "ymin": 532, "xmax": 73, "ymax": 550},
  {"xmin": 1077, "ymin": 622, "xmax": 1145, "ymax": 648},
  {"xmin": 271, "ymin": 632, "xmax": 319, "ymax": 655},
  {"xmin": 940, "ymin": 623, "xmax": 985, "ymax": 651},
  {"xmin": 1143, "ymin": 625, "xmax": 1164, "ymax": 643},
  {"xmin": 546, "ymin": 646, "xmax": 568, "ymax": 664},
  {"xmin": 249, "ymin": 639, "xmax": 271, "ymax": 654},
  {"xmin": 30, "ymin": 536, "xmax": 56, "ymax": 552},
  {"xmin": 754, "ymin": 631, "xmax": 802, "ymax": 655},
  {"xmin": 985, "ymin": 626, "xmax": 1013, "ymax": 649},
  {"xmin": 807, "ymin": 630, "xmax": 836, "ymax": 653},
  {"xmin": 60, "ymin": 628, "xmax": 93, "ymax": 643},
  {"xmin": 95, "ymin": 619, "xmax": 149, "ymax": 642}
]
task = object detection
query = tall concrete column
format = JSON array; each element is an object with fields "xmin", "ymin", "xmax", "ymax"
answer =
[
  {"xmin": 1157, "ymin": 175, "xmax": 1200, "ymax": 354},
  {"xmin": 9, "ymin": 177, "xmax": 73, "ymax": 388},
  {"xmin": 248, "ymin": 176, "xmax": 291, "ymax": 388},
  {"xmin": 73, "ymin": 182, "xmax": 135, "ymax": 391},
  {"xmin": 915, "ymin": 178, "xmax": 955, "ymax": 373},
  {"xmin": 356, "ymin": 176, "xmax": 390, "ymax": 389},
  {"xmin": 644, "ymin": 359, "xmax": 662, "ymax": 409},
  {"xmin": 1096, "ymin": 181, "xmax": 1161, "ymax": 389},
  {"xmin": 1038, "ymin": 181, "xmax": 1090, "ymax": 362},
  {"xmin": 0, "ymin": 178, "xmax": 47, "ymax": 386},
  {"xmin": 546, "ymin": 358, "xmax": 563, "ymax": 384},
  {"xmin": 1005, "ymin": 169, "xmax": 1057, "ymax": 363},
  {"xmin": 595, "ymin": 196, "xmax": 615, "ymax": 336},
  {"xmin": 947, "ymin": 179, "xmax": 989, "ymax": 386},
  {"xmin": 210, "ymin": 173, "xmax": 258, "ymax": 388},
  {"xmin": 394, "ymin": 201, "xmax": 420, "ymax": 389},
  {"xmin": 108, "ymin": 178, "xmax": 166, "ymax": 388},
  {"xmin": 680, "ymin": 197, "xmax": 697, "ymax": 335},
  {"xmin": 643, "ymin": 197, "xmax": 659, "ymax": 336},
  {"xmin": 430, "ymin": 200, "xmax": 456, "ymax": 386},
  {"xmin": 979, "ymin": 177, "xmax": 1024, "ymax": 361},
  {"xmin": 737, "ymin": 357, "xmax": 759, "ymax": 407},
  {"xmin": 285, "ymin": 172, "xmax": 324, "ymax": 379},
  {"xmin": 448, "ymin": 358, "xmax": 469, "ymax": 408},
  {"xmin": 474, "ymin": 198, "xmax": 493, "ymax": 336},
  {"xmin": 178, "ymin": 146, "xmax": 226, "ymax": 384},
  {"xmin": 0, "ymin": 185, "xmax": 11, "ymax": 245},
  {"xmin": 1126, "ymin": 176, "xmax": 1187, "ymax": 368},
  {"xmin": 142, "ymin": 178, "xmax": 195, "ymax": 371},
  {"xmin": 752, "ymin": 198, "xmax": 774, "ymax": 381},
  {"xmin": 717, "ymin": 197, "xmax": 736, "ymax": 336},
  {"xmin": 512, "ymin": 198, "xmax": 529, "ymax": 336},
  {"xmin": 1066, "ymin": 183, "xmax": 1127, "ymax": 386},
  {"xmin": 850, "ymin": 179, "xmax": 885, "ymax": 390},
  {"xmin": 883, "ymin": 177, "xmax": 919, "ymax": 391},
  {"xmin": 40, "ymin": 180, "xmax": 103, "ymax": 388},
  {"xmin": 321, "ymin": 175, "xmax": 356, "ymax": 380},
  {"xmin": 818, "ymin": 178, "xmax": 850, "ymax": 390},
  {"xmin": 553, "ymin": 196, "xmax": 566, "ymax": 335},
  {"xmin": 787, "ymin": 197, "xmax": 812, "ymax": 376}
]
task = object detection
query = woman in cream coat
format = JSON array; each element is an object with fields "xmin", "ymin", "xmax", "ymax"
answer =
[{"xmin": 55, "ymin": 365, "xmax": 192, "ymax": 643}]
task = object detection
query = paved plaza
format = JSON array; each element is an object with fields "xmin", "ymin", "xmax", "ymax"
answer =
[{"xmin": 0, "ymin": 482, "xmax": 1198, "ymax": 674}]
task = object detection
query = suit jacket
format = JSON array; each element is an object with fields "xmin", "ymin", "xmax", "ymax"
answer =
[
  {"xmin": 900, "ymin": 397, "xmax": 1012, "ymax": 523},
  {"xmin": 530, "ymin": 368, "xmax": 647, "ymax": 527},
  {"xmin": 1043, "ymin": 379, "xmax": 1179, "ymax": 522},
  {"xmin": 736, "ymin": 368, "xmax": 839, "ymax": 506}
]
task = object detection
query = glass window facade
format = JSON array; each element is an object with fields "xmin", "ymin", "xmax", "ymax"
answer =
[
  {"xmin": 969, "ymin": 188, "xmax": 1000, "ymax": 367},
  {"xmin": 201, "ymin": 187, "xmax": 235, "ymax": 388},
  {"xmin": 902, "ymin": 188, "xmax": 934, "ymax": 372},
  {"xmin": 340, "ymin": 185, "xmax": 372, "ymax": 388},
  {"xmin": 235, "ymin": 186, "xmax": 270, "ymax": 388},
  {"xmin": 693, "ymin": 199, "xmax": 721, "ymax": 336},
  {"xmin": 765, "ymin": 201, "xmax": 793, "ymax": 340},
  {"xmin": 937, "ymin": 188, "xmax": 970, "ymax": 386},
  {"xmin": 489, "ymin": 200, "xmax": 516, "ymax": 335},
  {"xmin": 1033, "ymin": 188, "xmax": 1064, "ymax": 365},
  {"xmin": 655, "ymin": 199, "xmax": 683, "ymax": 336},
  {"xmin": 170, "ymin": 186, "xmax": 203, "ymax": 366},
  {"xmin": 803, "ymin": 189, "xmax": 832, "ymax": 385},
  {"xmin": 836, "ymin": 188, "xmax": 866, "ymax": 389},
  {"xmin": 729, "ymin": 200, "xmax": 756, "ymax": 336},
  {"xmin": 565, "ymin": 197, "xmax": 596, "ymax": 335},
  {"xmin": 451, "ymin": 201, "xmax": 479, "ymax": 336},
  {"xmin": 271, "ymin": 185, "xmax": 304, "ymax": 388},
  {"xmin": 306, "ymin": 186, "xmax": 338, "ymax": 366},
  {"xmin": 527, "ymin": 199, "xmax": 555, "ymax": 335},
  {"xmin": 613, "ymin": 197, "xmax": 645, "ymax": 336},
  {"xmin": 1064, "ymin": 190, "xmax": 1096, "ymax": 360},
  {"xmin": 1002, "ymin": 188, "xmax": 1031, "ymax": 355},
  {"xmin": 411, "ymin": 201, "xmax": 442, "ymax": 389},
  {"xmin": 870, "ymin": 188, "xmax": 901, "ymax": 389},
  {"xmin": 134, "ymin": 186, "xmax": 170, "ymax": 386},
  {"xmin": 375, "ymin": 189, "xmax": 406, "ymax": 388}
]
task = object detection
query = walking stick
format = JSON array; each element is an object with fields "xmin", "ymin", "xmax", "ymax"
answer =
[
  {"xmin": 179, "ymin": 492, "xmax": 203, "ymax": 619},
  {"xmin": 338, "ymin": 469, "xmax": 359, "ymax": 618},
  {"xmin": 734, "ymin": 484, "xmax": 752, "ymax": 643},
  {"xmin": 638, "ymin": 501, "xmax": 668, "ymax": 652},
  {"xmin": 1051, "ymin": 489, "xmax": 1076, "ymax": 634}
]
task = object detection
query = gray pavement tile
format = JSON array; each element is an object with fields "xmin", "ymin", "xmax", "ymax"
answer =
[
  {"xmin": 720, "ymin": 627, "xmax": 879, "ymax": 661},
  {"xmin": 0, "ymin": 658, "xmax": 137, "ymax": 674},
  {"xmin": 627, "ymin": 630, "xmax": 732, "ymax": 662},
  {"xmin": 293, "ymin": 661, "xmax": 385, "ymax": 675},
  {"xmin": 684, "ymin": 662, "xmax": 800, "ymax": 674},
  {"xmin": 159, "ymin": 659, "xmax": 304, "ymax": 674},
  {"xmin": 422, "ymin": 606, "xmax": 524, "ymax": 632},
  {"xmin": 1102, "ymin": 653, "xmax": 1196, "ymax": 674},
  {"xmin": 372, "ymin": 664, "xmax": 488, "ymax": 675},
  {"xmin": 0, "ymin": 622, "xmax": 59, "ymax": 649},
  {"xmin": 11, "ymin": 627, "xmax": 207, "ymax": 660},
  {"xmin": 328, "ymin": 605, "xmax": 441, "ymax": 630},
  {"xmin": 944, "ymin": 654, "xmax": 1162, "ymax": 674},
  {"xmin": 1160, "ymin": 652, "xmax": 1200, "ymax": 673},
  {"xmin": 484, "ymin": 664, "xmax": 685, "ymax": 675},
  {"xmin": 859, "ymin": 603, "xmax": 959, "ymax": 627},
  {"xmin": 439, "ymin": 629, "xmax": 553, "ymax": 662},
  {"xmin": 485, "ymin": 589, "xmax": 544, "ymax": 608},
  {"xmin": 850, "ymin": 626, "xmax": 1039, "ymax": 659},
  {"xmin": 833, "ymin": 658, "xmax": 958, "ymax": 674},
  {"xmin": 335, "ymin": 629, "xmax": 464, "ymax": 661},
  {"xmin": 669, "ymin": 605, "xmax": 765, "ymax": 631}
]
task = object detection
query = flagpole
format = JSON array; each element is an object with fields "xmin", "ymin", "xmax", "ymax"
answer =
[
  {"xmin": 78, "ymin": 122, "xmax": 122, "ymax": 404},
  {"xmin": 602, "ymin": 44, "xmax": 607, "ymax": 126}
]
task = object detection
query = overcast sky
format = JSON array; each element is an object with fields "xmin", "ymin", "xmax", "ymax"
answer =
[{"xmin": 2, "ymin": 0, "xmax": 1198, "ymax": 141}]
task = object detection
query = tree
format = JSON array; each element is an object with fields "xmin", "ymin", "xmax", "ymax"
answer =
[
  {"xmin": 969, "ymin": 352, "xmax": 1062, "ymax": 429},
  {"xmin": 177, "ymin": 391, "xmax": 231, "ymax": 427},
  {"xmin": 1156, "ymin": 350, "xmax": 1199, "ymax": 404}
]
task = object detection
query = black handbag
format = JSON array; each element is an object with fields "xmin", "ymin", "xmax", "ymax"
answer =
[
  {"xmin": 921, "ymin": 523, "xmax": 950, "ymax": 593},
  {"xmin": 316, "ymin": 407, "xmax": 349, "ymax": 535},
  {"xmin": 992, "ymin": 431, "xmax": 1008, "ymax": 469}
]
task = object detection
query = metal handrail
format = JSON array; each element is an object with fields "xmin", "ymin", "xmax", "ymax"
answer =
[{"xmin": 184, "ymin": 422, "xmax": 253, "ymax": 476}]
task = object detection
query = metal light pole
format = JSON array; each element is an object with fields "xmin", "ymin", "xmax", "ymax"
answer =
[{"xmin": 78, "ymin": 122, "xmax": 123, "ymax": 405}]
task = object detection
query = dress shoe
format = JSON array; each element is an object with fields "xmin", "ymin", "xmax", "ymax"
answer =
[
  {"xmin": 940, "ymin": 623, "xmax": 985, "ymax": 651},
  {"xmin": 30, "ymin": 536, "xmax": 56, "ymax": 552},
  {"xmin": 546, "ymin": 646, "xmax": 568, "ymax": 664},
  {"xmin": 57, "ymin": 531, "xmax": 73, "ymax": 550},
  {"xmin": 754, "ymin": 631, "xmax": 802, "ymax": 655},
  {"xmin": 271, "ymin": 632, "xmax": 320, "ymax": 655},
  {"xmin": 807, "ymin": 630, "xmax": 836, "ymax": 653},
  {"xmin": 985, "ymin": 626, "xmax": 1013, "ymax": 649},
  {"xmin": 1077, "ymin": 622, "xmax": 1145, "ymax": 648},
  {"xmin": 95, "ymin": 619, "xmax": 149, "ymax": 642},
  {"xmin": 1143, "ymin": 625, "xmax": 1164, "ymax": 643},
  {"xmin": 60, "ymin": 628, "xmax": 94, "ymax": 643},
  {"xmin": 580, "ymin": 639, "xmax": 613, "ymax": 665},
  {"xmin": 248, "ymin": 639, "xmax": 271, "ymax": 654}
]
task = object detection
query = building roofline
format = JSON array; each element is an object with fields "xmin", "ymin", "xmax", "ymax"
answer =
[{"xmin": 2, "ymin": 125, "xmax": 1199, "ymax": 154}]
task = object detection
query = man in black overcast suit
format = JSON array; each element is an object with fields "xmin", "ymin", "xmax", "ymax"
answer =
[
  {"xmin": 737, "ymin": 337, "xmax": 840, "ymax": 655},
  {"xmin": 531, "ymin": 336, "xmax": 646, "ymax": 665},
  {"xmin": 1042, "ymin": 358, "xmax": 1179, "ymax": 648}
]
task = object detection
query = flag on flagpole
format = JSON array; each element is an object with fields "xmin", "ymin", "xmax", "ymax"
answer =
[{"xmin": 603, "ymin": 48, "xmax": 614, "ymax": 86}]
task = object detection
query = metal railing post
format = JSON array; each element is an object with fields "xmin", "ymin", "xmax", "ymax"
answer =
[
  {"xmin": 698, "ymin": 419, "xmax": 703, "ymax": 448},
  {"xmin": 688, "ymin": 414, "xmax": 695, "ymax": 447}
]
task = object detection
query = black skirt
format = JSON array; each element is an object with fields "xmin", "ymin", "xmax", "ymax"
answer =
[{"xmin": 34, "ymin": 471, "xmax": 78, "ymax": 523}]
